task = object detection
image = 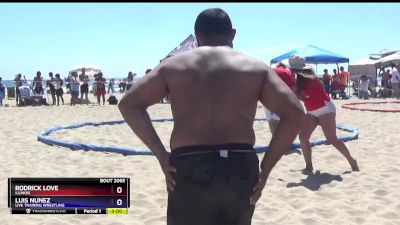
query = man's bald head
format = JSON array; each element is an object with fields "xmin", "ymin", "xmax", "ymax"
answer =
[{"xmin": 194, "ymin": 8, "xmax": 236, "ymax": 47}]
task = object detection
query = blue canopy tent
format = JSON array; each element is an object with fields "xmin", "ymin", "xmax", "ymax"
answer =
[
  {"xmin": 270, "ymin": 44, "xmax": 349, "ymax": 64},
  {"xmin": 270, "ymin": 44, "xmax": 350, "ymax": 96}
]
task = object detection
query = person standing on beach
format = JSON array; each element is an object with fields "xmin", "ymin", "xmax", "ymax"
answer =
[
  {"xmin": 33, "ymin": 71, "xmax": 44, "ymax": 95},
  {"xmin": 330, "ymin": 69, "xmax": 341, "ymax": 99},
  {"xmin": 14, "ymin": 74, "xmax": 26, "ymax": 106},
  {"xmin": 46, "ymin": 72, "xmax": 56, "ymax": 105},
  {"xmin": 338, "ymin": 66, "xmax": 349, "ymax": 99},
  {"xmin": 95, "ymin": 72, "xmax": 106, "ymax": 105},
  {"xmin": 0, "ymin": 77, "xmax": 5, "ymax": 106},
  {"xmin": 126, "ymin": 71, "xmax": 136, "ymax": 91},
  {"xmin": 79, "ymin": 68, "xmax": 90, "ymax": 105},
  {"xmin": 108, "ymin": 78, "xmax": 115, "ymax": 94},
  {"xmin": 391, "ymin": 64, "xmax": 400, "ymax": 99},
  {"xmin": 289, "ymin": 55, "xmax": 359, "ymax": 173},
  {"xmin": 358, "ymin": 75, "xmax": 369, "ymax": 100},
  {"xmin": 322, "ymin": 69, "xmax": 332, "ymax": 95},
  {"xmin": 264, "ymin": 62, "xmax": 296, "ymax": 135},
  {"xmin": 54, "ymin": 73, "xmax": 64, "ymax": 105},
  {"xmin": 378, "ymin": 67, "xmax": 391, "ymax": 90},
  {"xmin": 119, "ymin": 8, "xmax": 304, "ymax": 225},
  {"xmin": 69, "ymin": 72, "xmax": 80, "ymax": 106}
]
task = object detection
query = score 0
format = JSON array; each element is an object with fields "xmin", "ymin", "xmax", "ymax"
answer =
[{"xmin": 112, "ymin": 185, "xmax": 127, "ymax": 207}]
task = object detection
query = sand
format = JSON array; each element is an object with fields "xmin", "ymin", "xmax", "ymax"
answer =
[{"xmin": 1, "ymin": 94, "xmax": 400, "ymax": 225}]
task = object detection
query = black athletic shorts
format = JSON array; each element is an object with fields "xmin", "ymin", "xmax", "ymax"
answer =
[
  {"xmin": 34, "ymin": 86, "xmax": 43, "ymax": 94},
  {"xmin": 80, "ymin": 83, "xmax": 89, "ymax": 93},
  {"xmin": 56, "ymin": 88, "xmax": 63, "ymax": 96},
  {"xmin": 49, "ymin": 86, "xmax": 56, "ymax": 96},
  {"xmin": 167, "ymin": 143, "xmax": 259, "ymax": 225}
]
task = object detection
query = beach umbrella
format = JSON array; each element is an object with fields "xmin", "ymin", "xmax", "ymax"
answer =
[{"xmin": 69, "ymin": 64, "xmax": 102, "ymax": 79}]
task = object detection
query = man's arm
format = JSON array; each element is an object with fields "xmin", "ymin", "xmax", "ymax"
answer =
[
  {"xmin": 250, "ymin": 67, "xmax": 305, "ymax": 205},
  {"xmin": 118, "ymin": 63, "xmax": 177, "ymax": 191},
  {"xmin": 118, "ymin": 65, "xmax": 168, "ymax": 158}
]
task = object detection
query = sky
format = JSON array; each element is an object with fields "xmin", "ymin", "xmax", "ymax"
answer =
[{"xmin": 0, "ymin": 3, "xmax": 399, "ymax": 80}]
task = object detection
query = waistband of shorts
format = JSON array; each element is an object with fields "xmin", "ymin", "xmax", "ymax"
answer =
[{"xmin": 171, "ymin": 143, "xmax": 254, "ymax": 157}]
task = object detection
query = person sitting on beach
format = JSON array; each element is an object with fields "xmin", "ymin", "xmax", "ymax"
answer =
[
  {"xmin": 358, "ymin": 75, "xmax": 369, "ymax": 100},
  {"xmin": 95, "ymin": 72, "xmax": 106, "ymax": 105},
  {"xmin": 69, "ymin": 72, "xmax": 80, "ymax": 106},
  {"xmin": 119, "ymin": 8, "xmax": 304, "ymax": 225},
  {"xmin": 0, "ymin": 77, "xmax": 5, "ymax": 106},
  {"xmin": 264, "ymin": 62, "xmax": 296, "ymax": 135},
  {"xmin": 46, "ymin": 72, "xmax": 56, "ymax": 105},
  {"xmin": 289, "ymin": 55, "xmax": 359, "ymax": 173},
  {"xmin": 54, "ymin": 73, "xmax": 64, "ymax": 105},
  {"xmin": 33, "ymin": 71, "xmax": 44, "ymax": 95},
  {"xmin": 79, "ymin": 68, "xmax": 90, "ymax": 105},
  {"xmin": 14, "ymin": 74, "xmax": 27, "ymax": 106}
]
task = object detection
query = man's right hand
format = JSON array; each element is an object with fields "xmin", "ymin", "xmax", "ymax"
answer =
[{"xmin": 158, "ymin": 152, "xmax": 177, "ymax": 192}]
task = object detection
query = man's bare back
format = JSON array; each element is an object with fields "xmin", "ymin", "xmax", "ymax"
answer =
[{"xmin": 164, "ymin": 46, "xmax": 267, "ymax": 148}]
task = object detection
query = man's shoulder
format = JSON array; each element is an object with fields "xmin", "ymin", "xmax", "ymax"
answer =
[
  {"xmin": 160, "ymin": 46, "xmax": 269, "ymax": 75},
  {"xmin": 169, "ymin": 46, "xmax": 262, "ymax": 63}
]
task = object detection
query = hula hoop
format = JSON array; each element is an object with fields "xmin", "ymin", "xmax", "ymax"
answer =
[
  {"xmin": 37, "ymin": 118, "xmax": 359, "ymax": 155},
  {"xmin": 342, "ymin": 100, "xmax": 400, "ymax": 112}
]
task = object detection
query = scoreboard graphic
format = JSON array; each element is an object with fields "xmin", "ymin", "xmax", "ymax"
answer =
[{"xmin": 8, "ymin": 178, "xmax": 130, "ymax": 214}]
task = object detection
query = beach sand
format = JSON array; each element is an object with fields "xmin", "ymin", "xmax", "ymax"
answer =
[{"xmin": 1, "ymin": 94, "xmax": 399, "ymax": 225}]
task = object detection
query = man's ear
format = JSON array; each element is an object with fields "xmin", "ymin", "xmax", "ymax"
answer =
[
  {"xmin": 230, "ymin": 29, "xmax": 236, "ymax": 42},
  {"xmin": 195, "ymin": 33, "xmax": 203, "ymax": 47}
]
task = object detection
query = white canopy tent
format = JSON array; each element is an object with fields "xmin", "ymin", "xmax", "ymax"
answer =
[
  {"xmin": 349, "ymin": 50, "xmax": 399, "ymax": 85},
  {"xmin": 348, "ymin": 57, "xmax": 379, "ymax": 81},
  {"xmin": 374, "ymin": 52, "xmax": 400, "ymax": 68}
]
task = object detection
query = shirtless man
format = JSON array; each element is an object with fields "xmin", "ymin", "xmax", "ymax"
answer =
[
  {"xmin": 14, "ymin": 73, "xmax": 26, "ymax": 105},
  {"xmin": 119, "ymin": 8, "xmax": 304, "ymax": 225},
  {"xmin": 33, "ymin": 71, "xmax": 43, "ymax": 95},
  {"xmin": 47, "ymin": 72, "xmax": 56, "ymax": 105}
]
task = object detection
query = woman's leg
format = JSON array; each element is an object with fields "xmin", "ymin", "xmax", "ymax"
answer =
[
  {"xmin": 318, "ymin": 113, "xmax": 359, "ymax": 171},
  {"xmin": 299, "ymin": 114, "xmax": 319, "ymax": 172}
]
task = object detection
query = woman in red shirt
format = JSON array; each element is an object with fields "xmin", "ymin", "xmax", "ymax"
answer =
[{"xmin": 289, "ymin": 56, "xmax": 359, "ymax": 173}]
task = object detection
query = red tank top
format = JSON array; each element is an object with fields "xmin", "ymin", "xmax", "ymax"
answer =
[
  {"xmin": 301, "ymin": 79, "xmax": 331, "ymax": 111},
  {"xmin": 273, "ymin": 67, "xmax": 296, "ymax": 87}
]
